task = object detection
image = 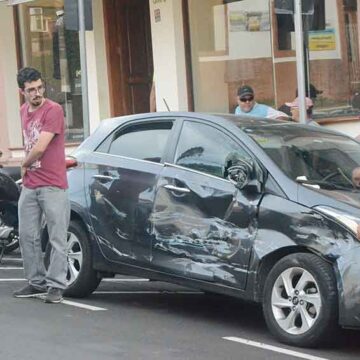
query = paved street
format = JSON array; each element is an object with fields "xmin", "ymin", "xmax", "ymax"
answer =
[{"xmin": 0, "ymin": 250, "xmax": 359, "ymax": 360}]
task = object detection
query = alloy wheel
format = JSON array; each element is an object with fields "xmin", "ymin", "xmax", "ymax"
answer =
[
  {"xmin": 66, "ymin": 231, "xmax": 83, "ymax": 286},
  {"xmin": 271, "ymin": 267, "xmax": 322, "ymax": 335}
]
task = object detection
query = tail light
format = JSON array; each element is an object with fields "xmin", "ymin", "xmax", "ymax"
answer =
[{"xmin": 65, "ymin": 157, "xmax": 78, "ymax": 169}]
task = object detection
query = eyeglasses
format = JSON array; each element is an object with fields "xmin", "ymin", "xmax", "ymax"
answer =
[
  {"xmin": 24, "ymin": 84, "xmax": 45, "ymax": 96},
  {"xmin": 240, "ymin": 96, "xmax": 254, "ymax": 103}
]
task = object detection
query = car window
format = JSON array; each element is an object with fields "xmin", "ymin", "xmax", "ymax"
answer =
[
  {"xmin": 174, "ymin": 121, "xmax": 251, "ymax": 178},
  {"xmin": 248, "ymin": 127, "xmax": 360, "ymax": 190},
  {"xmin": 106, "ymin": 121, "xmax": 173, "ymax": 163}
]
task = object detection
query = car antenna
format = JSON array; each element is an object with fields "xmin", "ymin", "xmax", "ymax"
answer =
[{"xmin": 163, "ymin": 98, "xmax": 171, "ymax": 112}]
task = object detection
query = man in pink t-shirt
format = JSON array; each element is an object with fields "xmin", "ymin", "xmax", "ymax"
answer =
[{"xmin": 13, "ymin": 67, "xmax": 70, "ymax": 304}]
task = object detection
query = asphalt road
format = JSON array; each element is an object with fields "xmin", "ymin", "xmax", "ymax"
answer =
[{"xmin": 0, "ymin": 250, "xmax": 359, "ymax": 360}]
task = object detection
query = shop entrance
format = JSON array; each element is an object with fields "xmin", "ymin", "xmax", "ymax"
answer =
[{"xmin": 104, "ymin": 0, "xmax": 154, "ymax": 116}]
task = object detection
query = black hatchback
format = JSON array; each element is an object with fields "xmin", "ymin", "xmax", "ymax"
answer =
[{"xmin": 61, "ymin": 112, "xmax": 360, "ymax": 347}]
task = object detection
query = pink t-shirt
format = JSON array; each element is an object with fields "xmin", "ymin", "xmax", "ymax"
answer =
[{"xmin": 20, "ymin": 99, "xmax": 68, "ymax": 189}]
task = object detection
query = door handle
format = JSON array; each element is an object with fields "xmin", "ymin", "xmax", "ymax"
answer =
[
  {"xmin": 164, "ymin": 184, "xmax": 190, "ymax": 194},
  {"xmin": 92, "ymin": 174, "xmax": 115, "ymax": 182}
]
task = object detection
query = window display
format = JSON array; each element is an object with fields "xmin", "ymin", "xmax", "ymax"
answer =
[
  {"xmin": 188, "ymin": 0, "xmax": 360, "ymax": 126},
  {"xmin": 17, "ymin": 0, "xmax": 83, "ymax": 142},
  {"xmin": 188, "ymin": 0, "xmax": 279, "ymax": 114}
]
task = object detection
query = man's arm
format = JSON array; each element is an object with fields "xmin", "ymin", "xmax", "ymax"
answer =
[
  {"xmin": 266, "ymin": 107, "xmax": 289, "ymax": 120},
  {"xmin": 22, "ymin": 131, "xmax": 55, "ymax": 174}
]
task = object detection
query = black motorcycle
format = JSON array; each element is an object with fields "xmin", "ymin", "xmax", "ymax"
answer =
[{"xmin": 0, "ymin": 169, "xmax": 20, "ymax": 259}]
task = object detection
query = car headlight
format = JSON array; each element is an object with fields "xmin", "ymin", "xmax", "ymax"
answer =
[{"xmin": 315, "ymin": 206, "xmax": 360, "ymax": 241}]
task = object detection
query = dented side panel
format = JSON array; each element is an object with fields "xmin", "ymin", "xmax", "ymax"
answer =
[
  {"xmin": 85, "ymin": 153, "xmax": 161, "ymax": 264},
  {"xmin": 150, "ymin": 165, "xmax": 261, "ymax": 289},
  {"xmin": 246, "ymin": 194, "xmax": 360, "ymax": 328},
  {"xmin": 336, "ymin": 248, "xmax": 360, "ymax": 327},
  {"xmin": 254, "ymin": 195, "xmax": 355, "ymax": 260}
]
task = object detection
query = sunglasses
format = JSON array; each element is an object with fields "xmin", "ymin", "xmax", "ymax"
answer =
[{"xmin": 240, "ymin": 96, "xmax": 254, "ymax": 103}]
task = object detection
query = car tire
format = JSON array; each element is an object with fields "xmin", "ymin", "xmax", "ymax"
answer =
[
  {"xmin": 262, "ymin": 253, "xmax": 338, "ymax": 347},
  {"xmin": 44, "ymin": 220, "xmax": 101, "ymax": 298}
]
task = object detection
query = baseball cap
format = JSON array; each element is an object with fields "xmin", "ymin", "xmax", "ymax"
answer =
[
  {"xmin": 285, "ymin": 97, "xmax": 313, "ymax": 109},
  {"xmin": 238, "ymin": 85, "xmax": 254, "ymax": 98}
]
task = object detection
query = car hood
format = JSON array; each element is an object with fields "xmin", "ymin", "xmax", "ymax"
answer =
[
  {"xmin": 316, "ymin": 189, "xmax": 360, "ymax": 209},
  {"xmin": 297, "ymin": 184, "xmax": 360, "ymax": 218}
]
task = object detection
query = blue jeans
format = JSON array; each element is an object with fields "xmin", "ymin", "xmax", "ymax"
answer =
[{"xmin": 18, "ymin": 186, "xmax": 70, "ymax": 290}]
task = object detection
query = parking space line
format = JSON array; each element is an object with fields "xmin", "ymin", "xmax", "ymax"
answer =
[
  {"xmin": 0, "ymin": 267, "xmax": 23, "ymax": 270},
  {"xmin": 0, "ymin": 278, "xmax": 149, "ymax": 282},
  {"xmin": 1, "ymin": 258, "xmax": 22, "ymax": 262},
  {"xmin": 0, "ymin": 278, "xmax": 162, "ymax": 282},
  {"xmin": 93, "ymin": 291, "xmax": 203, "ymax": 295},
  {"xmin": 0, "ymin": 278, "xmax": 25, "ymax": 281},
  {"xmin": 62, "ymin": 299, "xmax": 107, "ymax": 311},
  {"xmin": 102, "ymin": 278, "xmax": 149, "ymax": 282},
  {"xmin": 223, "ymin": 337, "xmax": 329, "ymax": 360}
]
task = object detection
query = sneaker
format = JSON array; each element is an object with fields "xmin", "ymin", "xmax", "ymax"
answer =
[
  {"xmin": 44, "ymin": 287, "xmax": 64, "ymax": 304},
  {"xmin": 13, "ymin": 284, "xmax": 47, "ymax": 298}
]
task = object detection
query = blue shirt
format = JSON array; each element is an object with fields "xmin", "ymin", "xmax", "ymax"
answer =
[{"xmin": 235, "ymin": 103, "xmax": 286, "ymax": 119}]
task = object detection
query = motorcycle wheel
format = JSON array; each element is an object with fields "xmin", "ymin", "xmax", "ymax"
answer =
[
  {"xmin": 3, "ymin": 231, "xmax": 19, "ymax": 254},
  {"xmin": 0, "ymin": 207, "xmax": 19, "ymax": 254}
]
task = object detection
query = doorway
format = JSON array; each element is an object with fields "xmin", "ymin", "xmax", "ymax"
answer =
[{"xmin": 103, "ymin": 0, "xmax": 154, "ymax": 116}]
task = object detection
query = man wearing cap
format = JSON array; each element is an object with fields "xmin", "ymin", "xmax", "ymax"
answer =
[
  {"xmin": 235, "ymin": 85, "xmax": 287, "ymax": 119},
  {"xmin": 285, "ymin": 97, "xmax": 319, "ymax": 126}
]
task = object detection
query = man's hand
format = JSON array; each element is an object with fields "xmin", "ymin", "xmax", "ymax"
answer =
[{"xmin": 22, "ymin": 131, "xmax": 55, "ymax": 169}]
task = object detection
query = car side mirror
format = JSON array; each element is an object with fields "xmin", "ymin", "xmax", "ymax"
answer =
[{"xmin": 227, "ymin": 159, "xmax": 253, "ymax": 190}]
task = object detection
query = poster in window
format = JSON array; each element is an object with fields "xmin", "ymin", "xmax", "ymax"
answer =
[
  {"xmin": 229, "ymin": 11, "xmax": 270, "ymax": 32},
  {"xmin": 309, "ymin": 29, "xmax": 336, "ymax": 51}
]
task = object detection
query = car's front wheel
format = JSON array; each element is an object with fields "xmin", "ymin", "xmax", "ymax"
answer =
[
  {"xmin": 45, "ymin": 220, "xmax": 101, "ymax": 298},
  {"xmin": 263, "ymin": 253, "xmax": 338, "ymax": 347}
]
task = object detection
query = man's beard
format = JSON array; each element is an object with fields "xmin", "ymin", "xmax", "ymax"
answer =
[{"xmin": 31, "ymin": 96, "xmax": 43, "ymax": 107}]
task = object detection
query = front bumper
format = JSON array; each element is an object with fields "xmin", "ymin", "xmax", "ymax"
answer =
[{"xmin": 337, "ymin": 245, "xmax": 360, "ymax": 328}]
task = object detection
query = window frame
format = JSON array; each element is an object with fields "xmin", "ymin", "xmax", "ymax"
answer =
[
  {"xmin": 95, "ymin": 119, "xmax": 176, "ymax": 164},
  {"xmin": 170, "ymin": 118, "xmax": 253, "ymax": 180}
]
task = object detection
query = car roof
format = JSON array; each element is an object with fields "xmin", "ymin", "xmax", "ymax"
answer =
[
  {"xmin": 95, "ymin": 111, "xmax": 343, "ymax": 137},
  {"xmin": 76, "ymin": 111, "xmax": 348, "ymax": 155},
  {"xmin": 95, "ymin": 111, "xmax": 283, "ymax": 130}
]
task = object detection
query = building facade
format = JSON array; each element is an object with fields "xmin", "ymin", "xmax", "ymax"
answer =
[{"xmin": 0, "ymin": 0, "xmax": 360, "ymax": 165}]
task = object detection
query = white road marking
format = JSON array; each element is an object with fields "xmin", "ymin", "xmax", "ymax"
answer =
[
  {"xmin": 102, "ymin": 278, "xmax": 149, "ymax": 282},
  {"xmin": 1, "ymin": 258, "xmax": 23, "ymax": 262},
  {"xmin": 0, "ymin": 278, "xmax": 149, "ymax": 282},
  {"xmin": 93, "ymin": 290, "xmax": 203, "ymax": 295},
  {"xmin": 62, "ymin": 300, "xmax": 107, "ymax": 311},
  {"xmin": 223, "ymin": 337, "xmax": 329, "ymax": 360},
  {"xmin": 0, "ymin": 267, "xmax": 23, "ymax": 270},
  {"xmin": 0, "ymin": 278, "xmax": 25, "ymax": 281}
]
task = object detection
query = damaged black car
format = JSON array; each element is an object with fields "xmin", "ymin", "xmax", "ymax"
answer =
[{"xmin": 61, "ymin": 112, "xmax": 360, "ymax": 347}]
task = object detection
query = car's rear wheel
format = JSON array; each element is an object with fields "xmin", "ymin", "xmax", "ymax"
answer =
[
  {"xmin": 263, "ymin": 253, "xmax": 338, "ymax": 347},
  {"xmin": 45, "ymin": 220, "xmax": 101, "ymax": 298}
]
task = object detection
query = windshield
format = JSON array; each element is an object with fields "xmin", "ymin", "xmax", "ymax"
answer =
[{"xmin": 243, "ymin": 124, "xmax": 360, "ymax": 191}]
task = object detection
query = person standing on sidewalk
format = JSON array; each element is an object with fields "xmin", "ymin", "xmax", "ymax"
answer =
[{"xmin": 13, "ymin": 67, "xmax": 70, "ymax": 303}]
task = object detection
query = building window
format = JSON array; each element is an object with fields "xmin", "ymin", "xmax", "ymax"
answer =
[
  {"xmin": 306, "ymin": 0, "xmax": 360, "ymax": 122},
  {"xmin": 17, "ymin": 0, "xmax": 84, "ymax": 143},
  {"xmin": 188, "ymin": 0, "xmax": 276, "ymax": 114}
]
